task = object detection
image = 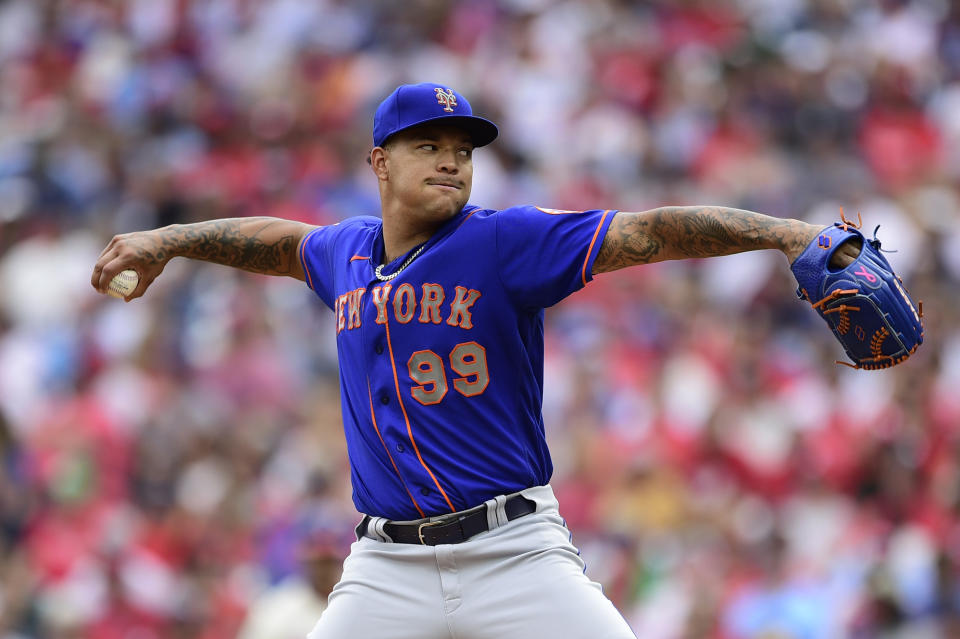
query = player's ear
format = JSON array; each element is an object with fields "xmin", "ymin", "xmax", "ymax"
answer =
[{"xmin": 370, "ymin": 147, "xmax": 389, "ymax": 180}]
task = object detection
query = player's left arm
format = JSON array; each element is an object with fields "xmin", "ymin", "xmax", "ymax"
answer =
[{"xmin": 592, "ymin": 206, "xmax": 858, "ymax": 273}]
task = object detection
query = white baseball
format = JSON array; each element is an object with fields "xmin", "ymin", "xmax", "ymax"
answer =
[{"xmin": 107, "ymin": 269, "xmax": 139, "ymax": 299}]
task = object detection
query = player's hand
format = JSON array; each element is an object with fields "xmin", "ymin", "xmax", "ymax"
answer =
[
  {"xmin": 829, "ymin": 236, "xmax": 861, "ymax": 269},
  {"xmin": 785, "ymin": 222, "xmax": 860, "ymax": 269},
  {"xmin": 91, "ymin": 229, "xmax": 172, "ymax": 300}
]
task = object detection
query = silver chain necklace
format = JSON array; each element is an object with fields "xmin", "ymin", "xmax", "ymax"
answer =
[{"xmin": 374, "ymin": 244, "xmax": 426, "ymax": 282}]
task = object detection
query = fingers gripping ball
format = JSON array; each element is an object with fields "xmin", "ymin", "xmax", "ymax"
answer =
[
  {"xmin": 791, "ymin": 211, "xmax": 924, "ymax": 370},
  {"xmin": 106, "ymin": 269, "xmax": 139, "ymax": 299}
]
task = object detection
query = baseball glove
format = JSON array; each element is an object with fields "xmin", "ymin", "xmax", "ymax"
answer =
[{"xmin": 791, "ymin": 211, "xmax": 924, "ymax": 370}]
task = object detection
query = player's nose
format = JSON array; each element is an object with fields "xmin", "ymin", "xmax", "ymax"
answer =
[
  {"xmin": 436, "ymin": 155, "xmax": 458, "ymax": 173},
  {"xmin": 435, "ymin": 147, "xmax": 463, "ymax": 173}
]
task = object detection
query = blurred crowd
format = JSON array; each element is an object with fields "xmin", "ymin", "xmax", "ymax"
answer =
[{"xmin": 1, "ymin": 0, "xmax": 960, "ymax": 637}]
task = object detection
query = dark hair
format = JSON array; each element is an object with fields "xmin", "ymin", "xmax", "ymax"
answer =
[{"xmin": 367, "ymin": 138, "xmax": 397, "ymax": 165}]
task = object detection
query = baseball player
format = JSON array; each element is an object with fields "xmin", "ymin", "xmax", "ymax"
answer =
[{"xmin": 91, "ymin": 83, "xmax": 858, "ymax": 638}]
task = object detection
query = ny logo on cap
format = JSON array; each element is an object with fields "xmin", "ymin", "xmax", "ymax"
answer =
[{"xmin": 435, "ymin": 87, "xmax": 457, "ymax": 112}]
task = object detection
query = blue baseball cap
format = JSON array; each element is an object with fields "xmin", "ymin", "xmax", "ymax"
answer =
[{"xmin": 373, "ymin": 83, "xmax": 498, "ymax": 148}]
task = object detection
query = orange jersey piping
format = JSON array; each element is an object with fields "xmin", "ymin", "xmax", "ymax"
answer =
[
  {"xmin": 367, "ymin": 381, "xmax": 425, "ymax": 518},
  {"xmin": 455, "ymin": 209, "xmax": 476, "ymax": 232},
  {"xmin": 581, "ymin": 210, "xmax": 610, "ymax": 286},
  {"xmin": 297, "ymin": 230, "xmax": 318, "ymax": 290},
  {"xmin": 383, "ymin": 313, "xmax": 456, "ymax": 513}
]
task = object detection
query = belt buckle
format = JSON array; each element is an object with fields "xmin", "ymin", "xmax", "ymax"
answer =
[{"xmin": 417, "ymin": 519, "xmax": 444, "ymax": 545}]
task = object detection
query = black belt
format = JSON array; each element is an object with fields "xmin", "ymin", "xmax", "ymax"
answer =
[{"xmin": 359, "ymin": 495, "xmax": 537, "ymax": 546}]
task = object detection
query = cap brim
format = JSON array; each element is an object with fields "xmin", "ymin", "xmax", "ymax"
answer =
[{"xmin": 381, "ymin": 115, "xmax": 499, "ymax": 148}]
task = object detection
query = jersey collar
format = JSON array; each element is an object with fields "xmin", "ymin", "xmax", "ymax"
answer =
[{"xmin": 369, "ymin": 204, "xmax": 480, "ymax": 273}]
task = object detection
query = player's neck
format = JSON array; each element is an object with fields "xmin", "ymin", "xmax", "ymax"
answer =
[
  {"xmin": 380, "ymin": 208, "xmax": 453, "ymax": 264},
  {"xmin": 381, "ymin": 219, "xmax": 436, "ymax": 264}
]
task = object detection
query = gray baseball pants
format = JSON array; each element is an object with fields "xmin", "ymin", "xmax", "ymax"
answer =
[{"xmin": 306, "ymin": 485, "xmax": 636, "ymax": 639}]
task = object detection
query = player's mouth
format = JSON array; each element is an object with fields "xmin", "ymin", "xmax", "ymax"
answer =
[{"xmin": 426, "ymin": 179, "xmax": 463, "ymax": 191}]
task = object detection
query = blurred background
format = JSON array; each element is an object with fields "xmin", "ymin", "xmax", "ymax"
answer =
[{"xmin": 0, "ymin": 0, "xmax": 959, "ymax": 637}]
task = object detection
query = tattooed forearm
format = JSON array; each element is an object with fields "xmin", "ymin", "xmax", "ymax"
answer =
[
  {"xmin": 92, "ymin": 216, "xmax": 317, "ymax": 298},
  {"xmin": 161, "ymin": 219, "xmax": 297, "ymax": 274},
  {"xmin": 593, "ymin": 206, "xmax": 820, "ymax": 273},
  {"xmin": 139, "ymin": 217, "xmax": 311, "ymax": 276}
]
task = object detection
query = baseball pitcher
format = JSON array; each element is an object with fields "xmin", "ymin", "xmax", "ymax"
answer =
[{"xmin": 91, "ymin": 83, "xmax": 919, "ymax": 638}]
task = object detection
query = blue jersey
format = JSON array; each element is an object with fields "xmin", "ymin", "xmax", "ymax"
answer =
[{"xmin": 298, "ymin": 204, "xmax": 615, "ymax": 520}]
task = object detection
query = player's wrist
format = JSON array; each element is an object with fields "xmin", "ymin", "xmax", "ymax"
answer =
[
  {"xmin": 782, "ymin": 220, "xmax": 822, "ymax": 265},
  {"xmin": 152, "ymin": 225, "xmax": 188, "ymax": 260}
]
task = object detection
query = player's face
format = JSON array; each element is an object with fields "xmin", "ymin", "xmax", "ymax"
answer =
[{"xmin": 375, "ymin": 123, "xmax": 474, "ymax": 223}]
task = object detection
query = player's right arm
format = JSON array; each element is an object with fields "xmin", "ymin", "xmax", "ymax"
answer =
[{"xmin": 91, "ymin": 217, "xmax": 318, "ymax": 300}]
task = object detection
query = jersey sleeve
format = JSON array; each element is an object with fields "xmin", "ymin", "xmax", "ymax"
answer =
[
  {"xmin": 495, "ymin": 206, "xmax": 616, "ymax": 309},
  {"xmin": 297, "ymin": 224, "xmax": 339, "ymax": 310}
]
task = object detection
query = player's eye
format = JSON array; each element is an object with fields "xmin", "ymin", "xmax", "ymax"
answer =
[
  {"xmin": 458, "ymin": 148, "xmax": 472, "ymax": 157},
  {"xmin": 419, "ymin": 144, "xmax": 437, "ymax": 151}
]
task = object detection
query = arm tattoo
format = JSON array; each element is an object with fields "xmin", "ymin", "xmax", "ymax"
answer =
[
  {"xmin": 594, "ymin": 212, "xmax": 663, "ymax": 270},
  {"xmin": 594, "ymin": 206, "xmax": 813, "ymax": 273},
  {"xmin": 140, "ymin": 218, "xmax": 300, "ymax": 275}
]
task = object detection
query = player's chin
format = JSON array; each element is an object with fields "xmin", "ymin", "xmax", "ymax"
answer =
[{"xmin": 425, "ymin": 191, "xmax": 468, "ymax": 217}]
